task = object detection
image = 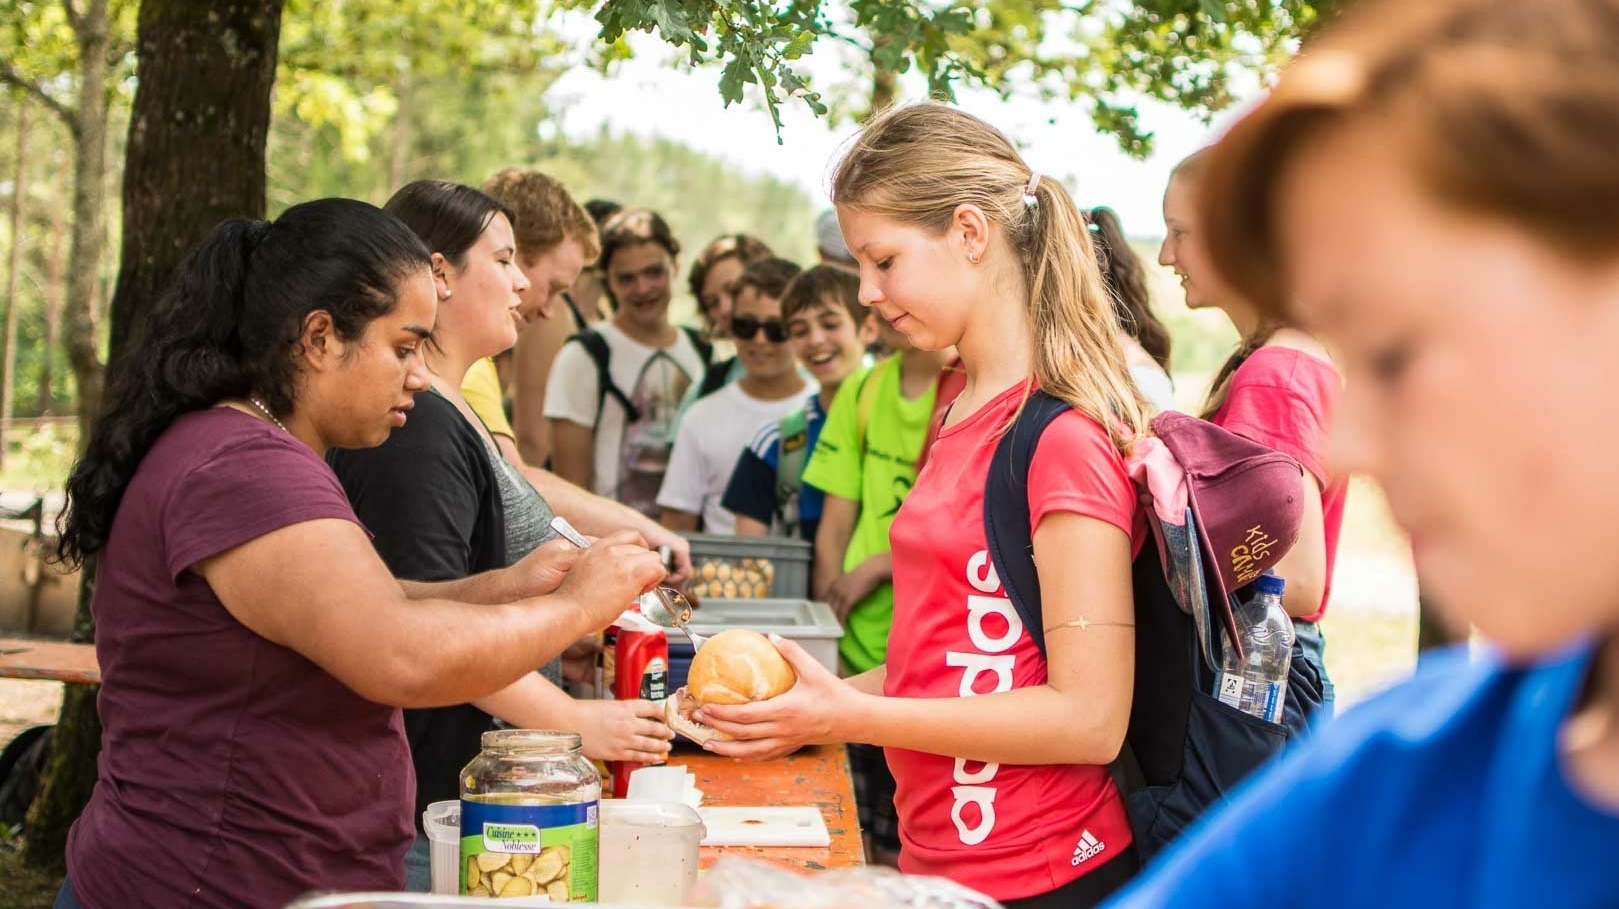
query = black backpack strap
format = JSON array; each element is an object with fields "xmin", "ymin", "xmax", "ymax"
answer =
[
  {"xmin": 682, "ymin": 325, "xmax": 714, "ymax": 368},
  {"xmin": 983, "ymin": 389, "xmax": 1150, "ymax": 858},
  {"xmin": 983, "ymin": 389, "xmax": 1073, "ymax": 657},
  {"xmin": 561, "ymin": 290, "xmax": 588, "ymax": 330},
  {"xmin": 568, "ymin": 328, "xmax": 640, "ymax": 425},
  {"xmin": 697, "ymin": 357, "xmax": 733, "ymax": 400}
]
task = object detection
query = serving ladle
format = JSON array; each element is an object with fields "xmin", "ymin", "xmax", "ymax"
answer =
[{"xmin": 549, "ymin": 516, "xmax": 707, "ymax": 650}]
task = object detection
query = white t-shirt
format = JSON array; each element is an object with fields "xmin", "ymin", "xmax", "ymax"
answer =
[
  {"xmin": 1131, "ymin": 362, "xmax": 1179, "ymax": 414},
  {"xmin": 656, "ymin": 381, "xmax": 817, "ymax": 534},
  {"xmin": 544, "ymin": 322, "xmax": 708, "ymax": 518}
]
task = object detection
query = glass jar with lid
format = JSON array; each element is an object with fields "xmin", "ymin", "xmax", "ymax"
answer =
[{"xmin": 459, "ymin": 729, "xmax": 601, "ymax": 900}]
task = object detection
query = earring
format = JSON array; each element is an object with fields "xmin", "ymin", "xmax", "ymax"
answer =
[
  {"xmin": 968, "ymin": 251, "xmax": 982, "ymax": 265},
  {"xmin": 440, "ymin": 288, "xmax": 453, "ymax": 300}
]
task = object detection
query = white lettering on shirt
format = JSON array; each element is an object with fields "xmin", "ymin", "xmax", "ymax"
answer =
[
  {"xmin": 946, "ymin": 549, "xmax": 1023, "ymax": 846},
  {"xmin": 950, "ymin": 785, "xmax": 998, "ymax": 846}
]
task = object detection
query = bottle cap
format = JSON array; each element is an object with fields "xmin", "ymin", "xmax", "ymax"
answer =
[{"xmin": 1254, "ymin": 572, "xmax": 1286, "ymax": 596}]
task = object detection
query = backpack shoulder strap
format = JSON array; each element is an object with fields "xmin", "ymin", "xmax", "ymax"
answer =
[
  {"xmin": 854, "ymin": 359, "xmax": 888, "ymax": 458},
  {"xmin": 681, "ymin": 325, "xmax": 714, "ymax": 367},
  {"xmin": 982, "ymin": 389, "xmax": 1073, "ymax": 657},
  {"xmin": 775, "ymin": 405, "xmax": 813, "ymax": 520},
  {"xmin": 568, "ymin": 328, "xmax": 640, "ymax": 425},
  {"xmin": 697, "ymin": 358, "xmax": 732, "ymax": 399}
]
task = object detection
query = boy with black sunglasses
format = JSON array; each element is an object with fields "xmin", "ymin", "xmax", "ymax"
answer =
[{"xmin": 657, "ymin": 258, "xmax": 815, "ymax": 533}]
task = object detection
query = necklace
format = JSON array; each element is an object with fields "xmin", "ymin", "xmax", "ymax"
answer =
[{"xmin": 246, "ymin": 396, "xmax": 289, "ymax": 434}]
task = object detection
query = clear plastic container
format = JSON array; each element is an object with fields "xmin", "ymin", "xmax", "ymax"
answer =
[
  {"xmin": 423, "ymin": 800, "xmax": 461, "ymax": 895},
  {"xmin": 598, "ymin": 800, "xmax": 706, "ymax": 906},
  {"xmin": 458, "ymin": 730, "xmax": 602, "ymax": 900}
]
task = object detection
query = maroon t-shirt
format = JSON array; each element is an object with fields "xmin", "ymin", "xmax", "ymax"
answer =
[{"xmin": 67, "ymin": 407, "xmax": 414, "ymax": 909}]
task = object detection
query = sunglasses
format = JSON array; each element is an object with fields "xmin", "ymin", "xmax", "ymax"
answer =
[{"xmin": 730, "ymin": 314, "xmax": 789, "ymax": 343}]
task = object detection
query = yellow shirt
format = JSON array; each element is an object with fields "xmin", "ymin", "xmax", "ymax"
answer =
[{"xmin": 461, "ymin": 357, "xmax": 515, "ymax": 440}]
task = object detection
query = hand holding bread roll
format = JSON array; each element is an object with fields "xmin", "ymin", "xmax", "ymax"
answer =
[{"xmin": 665, "ymin": 629, "xmax": 797, "ymax": 744}]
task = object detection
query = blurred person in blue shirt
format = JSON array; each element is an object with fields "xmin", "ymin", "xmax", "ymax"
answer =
[{"xmin": 1104, "ymin": 1, "xmax": 1619, "ymax": 907}]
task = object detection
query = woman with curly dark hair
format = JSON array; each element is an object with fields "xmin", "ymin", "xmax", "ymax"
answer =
[{"xmin": 51, "ymin": 198, "xmax": 663, "ymax": 909}]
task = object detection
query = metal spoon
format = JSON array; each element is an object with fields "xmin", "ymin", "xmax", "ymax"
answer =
[{"xmin": 548, "ymin": 517, "xmax": 707, "ymax": 650}]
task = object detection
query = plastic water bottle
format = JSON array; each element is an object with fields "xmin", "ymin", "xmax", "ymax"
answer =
[{"xmin": 1215, "ymin": 573, "xmax": 1294, "ymax": 724}]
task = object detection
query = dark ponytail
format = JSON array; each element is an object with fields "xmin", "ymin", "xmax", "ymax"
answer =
[
  {"xmin": 56, "ymin": 198, "xmax": 430, "ymax": 567},
  {"xmin": 1086, "ymin": 206, "xmax": 1173, "ymax": 372}
]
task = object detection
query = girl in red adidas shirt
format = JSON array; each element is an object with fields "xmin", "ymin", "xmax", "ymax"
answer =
[
  {"xmin": 701, "ymin": 103, "xmax": 1150, "ymax": 908},
  {"xmin": 1159, "ymin": 151, "xmax": 1346, "ymax": 721}
]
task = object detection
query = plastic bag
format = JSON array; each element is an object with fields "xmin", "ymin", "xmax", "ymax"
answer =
[{"xmin": 687, "ymin": 858, "xmax": 1006, "ymax": 909}]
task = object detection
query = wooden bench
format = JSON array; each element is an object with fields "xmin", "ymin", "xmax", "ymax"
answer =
[{"xmin": 0, "ymin": 637, "xmax": 100, "ymax": 685}]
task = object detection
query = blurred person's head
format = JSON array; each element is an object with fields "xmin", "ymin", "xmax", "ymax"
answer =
[
  {"xmin": 688, "ymin": 234, "xmax": 775, "ymax": 339},
  {"xmin": 831, "ymin": 102, "xmax": 1147, "ymax": 447},
  {"xmin": 1158, "ymin": 150, "xmax": 1247, "ymax": 318},
  {"xmin": 1087, "ymin": 206, "xmax": 1172, "ymax": 372},
  {"xmin": 568, "ymin": 198, "xmax": 623, "ymax": 320},
  {"xmin": 385, "ymin": 180, "xmax": 529, "ymax": 366},
  {"xmin": 1198, "ymin": 0, "xmax": 1619, "ymax": 658},
  {"xmin": 730, "ymin": 257, "xmax": 802, "ymax": 385},
  {"xmin": 815, "ymin": 209, "xmax": 857, "ymax": 271},
  {"xmin": 481, "ymin": 168, "xmax": 599, "ymax": 324},
  {"xmin": 599, "ymin": 208, "xmax": 680, "ymax": 333},
  {"xmin": 782, "ymin": 265, "xmax": 873, "ymax": 389}
]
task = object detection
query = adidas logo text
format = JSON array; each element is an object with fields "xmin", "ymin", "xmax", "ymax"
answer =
[{"xmin": 1070, "ymin": 829, "xmax": 1105, "ymax": 866}]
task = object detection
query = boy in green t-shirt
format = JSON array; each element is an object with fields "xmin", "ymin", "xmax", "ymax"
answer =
[{"xmin": 801, "ymin": 321, "xmax": 951, "ymax": 865}]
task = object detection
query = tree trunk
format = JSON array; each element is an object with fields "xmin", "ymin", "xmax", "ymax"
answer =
[
  {"xmin": 40, "ymin": 201, "xmax": 68, "ymax": 415},
  {"xmin": 388, "ymin": 69, "xmax": 413, "ymax": 194},
  {"xmin": 61, "ymin": 0, "xmax": 112, "ymax": 451},
  {"xmin": 106, "ymin": 0, "xmax": 285, "ymax": 355},
  {"xmin": 2, "ymin": 98, "xmax": 27, "ymax": 467},
  {"xmin": 25, "ymin": 0, "xmax": 287, "ymax": 871}
]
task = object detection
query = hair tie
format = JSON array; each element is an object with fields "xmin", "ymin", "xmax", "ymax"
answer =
[
  {"xmin": 245, "ymin": 220, "xmax": 272, "ymax": 252},
  {"xmin": 1023, "ymin": 171, "xmax": 1041, "ymax": 210}
]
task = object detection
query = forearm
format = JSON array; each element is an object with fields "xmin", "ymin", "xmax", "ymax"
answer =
[
  {"xmin": 400, "ymin": 571, "xmax": 519, "ymax": 606},
  {"xmin": 363, "ymin": 594, "xmax": 598, "ymax": 709},
  {"xmin": 526, "ymin": 464, "xmax": 662, "ymax": 539},
  {"xmin": 839, "ymin": 684, "xmax": 1125, "ymax": 766},
  {"xmin": 845, "ymin": 665, "xmax": 887, "ymax": 696},
  {"xmin": 550, "ymin": 421, "xmax": 595, "ymax": 490},
  {"xmin": 660, "ymin": 509, "xmax": 700, "ymax": 532},
  {"xmin": 515, "ymin": 418, "xmax": 550, "ymax": 470},
  {"xmin": 472, "ymin": 670, "xmax": 578, "ymax": 729},
  {"xmin": 857, "ymin": 552, "xmax": 893, "ymax": 585},
  {"xmin": 813, "ymin": 507, "xmax": 856, "ymax": 598}
]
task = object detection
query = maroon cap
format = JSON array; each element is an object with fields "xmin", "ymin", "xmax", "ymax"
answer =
[{"xmin": 1151, "ymin": 411, "xmax": 1304, "ymax": 645}]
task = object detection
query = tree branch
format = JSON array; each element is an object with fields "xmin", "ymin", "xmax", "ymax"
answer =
[
  {"xmin": 0, "ymin": 63, "xmax": 77, "ymax": 132},
  {"xmin": 61, "ymin": 0, "xmax": 84, "ymax": 32}
]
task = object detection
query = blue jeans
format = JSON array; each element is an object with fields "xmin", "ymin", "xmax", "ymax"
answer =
[
  {"xmin": 403, "ymin": 829, "xmax": 433, "ymax": 892},
  {"xmin": 53, "ymin": 878, "xmax": 85, "ymax": 909},
  {"xmin": 1293, "ymin": 619, "xmax": 1336, "ymax": 727}
]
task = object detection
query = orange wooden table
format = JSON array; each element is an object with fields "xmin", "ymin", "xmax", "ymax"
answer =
[
  {"xmin": 671, "ymin": 744, "xmax": 866, "ymax": 872},
  {"xmin": 0, "ymin": 637, "xmax": 99, "ymax": 685}
]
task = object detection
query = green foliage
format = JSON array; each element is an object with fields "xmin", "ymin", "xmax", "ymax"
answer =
[
  {"xmin": 560, "ymin": 0, "xmax": 1339, "ymax": 154},
  {"xmin": 0, "ymin": 0, "xmax": 139, "ymax": 119},
  {"xmin": 537, "ymin": 125, "xmax": 822, "ymax": 273},
  {"xmin": 269, "ymin": 0, "xmax": 567, "ymax": 208}
]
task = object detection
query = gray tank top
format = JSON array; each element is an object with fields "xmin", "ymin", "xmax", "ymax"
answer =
[{"xmin": 476, "ymin": 428, "xmax": 565, "ymax": 685}]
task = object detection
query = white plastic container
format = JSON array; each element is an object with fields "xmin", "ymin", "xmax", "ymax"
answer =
[
  {"xmin": 422, "ymin": 800, "xmax": 460, "ymax": 896},
  {"xmin": 598, "ymin": 800, "xmax": 706, "ymax": 907}
]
